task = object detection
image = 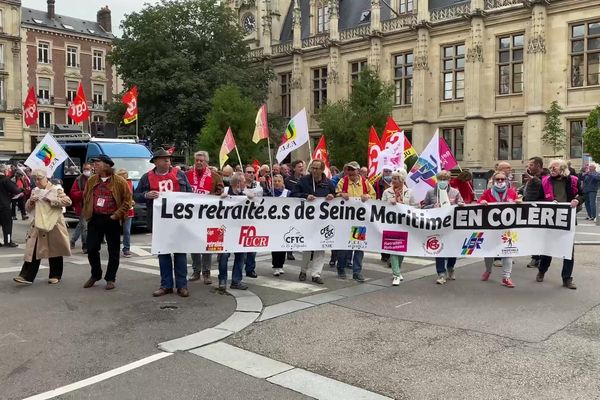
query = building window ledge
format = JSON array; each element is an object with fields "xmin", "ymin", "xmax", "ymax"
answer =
[
  {"xmin": 567, "ymin": 85, "xmax": 600, "ymax": 91},
  {"xmin": 495, "ymin": 93, "xmax": 523, "ymax": 98},
  {"xmin": 440, "ymin": 99, "xmax": 464, "ymax": 104},
  {"xmin": 392, "ymin": 104, "xmax": 413, "ymax": 109}
]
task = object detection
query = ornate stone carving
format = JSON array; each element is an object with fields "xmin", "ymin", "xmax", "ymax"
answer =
[
  {"xmin": 291, "ymin": 55, "xmax": 303, "ymax": 89},
  {"xmin": 413, "ymin": 29, "xmax": 429, "ymax": 71},
  {"xmin": 328, "ymin": 49, "xmax": 339, "ymax": 84},
  {"xmin": 466, "ymin": 44, "xmax": 483, "ymax": 62},
  {"xmin": 527, "ymin": 35, "xmax": 546, "ymax": 53},
  {"xmin": 467, "ymin": 19, "xmax": 484, "ymax": 63},
  {"xmin": 527, "ymin": 6, "xmax": 546, "ymax": 54}
]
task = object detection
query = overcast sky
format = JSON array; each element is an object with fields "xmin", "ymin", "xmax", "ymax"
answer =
[{"xmin": 21, "ymin": 0, "xmax": 152, "ymax": 37}]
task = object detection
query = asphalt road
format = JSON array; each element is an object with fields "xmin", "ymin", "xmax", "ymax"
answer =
[{"xmin": 1, "ymin": 215, "xmax": 600, "ymax": 400}]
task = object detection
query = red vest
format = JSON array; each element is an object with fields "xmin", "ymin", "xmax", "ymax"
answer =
[{"xmin": 147, "ymin": 169, "xmax": 181, "ymax": 193}]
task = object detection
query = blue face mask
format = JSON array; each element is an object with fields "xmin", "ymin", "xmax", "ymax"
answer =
[
  {"xmin": 383, "ymin": 175, "xmax": 392, "ymax": 183},
  {"xmin": 438, "ymin": 180, "xmax": 449, "ymax": 190}
]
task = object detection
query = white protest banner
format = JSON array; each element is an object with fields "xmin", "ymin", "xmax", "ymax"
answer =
[
  {"xmin": 151, "ymin": 193, "xmax": 576, "ymax": 259},
  {"xmin": 24, "ymin": 133, "xmax": 69, "ymax": 177}
]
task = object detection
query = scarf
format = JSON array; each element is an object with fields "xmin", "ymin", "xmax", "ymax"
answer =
[
  {"xmin": 491, "ymin": 185, "xmax": 508, "ymax": 202},
  {"xmin": 191, "ymin": 168, "xmax": 212, "ymax": 194},
  {"xmin": 273, "ymin": 188, "xmax": 284, "ymax": 197},
  {"xmin": 393, "ymin": 185, "xmax": 404, "ymax": 203}
]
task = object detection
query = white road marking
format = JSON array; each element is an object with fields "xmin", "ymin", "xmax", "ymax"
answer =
[
  {"xmin": 249, "ymin": 275, "xmax": 326, "ymax": 294},
  {"xmin": 395, "ymin": 301, "xmax": 413, "ymax": 308},
  {"xmin": 121, "ymin": 265, "xmax": 160, "ymax": 276},
  {"xmin": 577, "ymin": 232, "xmax": 600, "ymax": 236},
  {"xmin": 0, "ymin": 253, "xmax": 23, "ymax": 258},
  {"xmin": 0, "ymin": 266, "xmax": 47, "ymax": 274},
  {"xmin": 23, "ymin": 352, "xmax": 172, "ymax": 400},
  {"xmin": 129, "ymin": 246, "xmax": 152, "ymax": 256}
]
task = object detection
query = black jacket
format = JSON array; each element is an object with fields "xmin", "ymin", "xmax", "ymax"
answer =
[
  {"xmin": 291, "ymin": 174, "xmax": 336, "ymax": 198},
  {"xmin": 0, "ymin": 175, "xmax": 19, "ymax": 210}
]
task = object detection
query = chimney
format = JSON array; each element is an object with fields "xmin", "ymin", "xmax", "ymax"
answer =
[
  {"xmin": 97, "ymin": 6, "xmax": 112, "ymax": 33},
  {"xmin": 47, "ymin": 0, "xmax": 55, "ymax": 19}
]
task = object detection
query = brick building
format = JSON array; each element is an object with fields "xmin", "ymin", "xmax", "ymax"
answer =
[{"xmin": 21, "ymin": 0, "xmax": 114, "ymax": 150}]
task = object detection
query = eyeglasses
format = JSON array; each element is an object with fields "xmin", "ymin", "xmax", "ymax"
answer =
[
  {"xmin": 495, "ymin": 178, "xmax": 506, "ymax": 182},
  {"xmin": 245, "ymin": 171, "xmax": 254, "ymax": 174}
]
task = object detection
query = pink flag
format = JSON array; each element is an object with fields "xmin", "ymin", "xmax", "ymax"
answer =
[{"xmin": 439, "ymin": 134, "xmax": 458, "ymax": 170}]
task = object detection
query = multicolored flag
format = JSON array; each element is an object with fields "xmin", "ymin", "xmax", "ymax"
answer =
[
  {"xmin": 407, "ymin": 129, "xmax": 453, "ymax": 202},
  {"xmin": 122, "ymin": 86, "xmax": 138, "ymax": 125},
  {"xmin": 68, "ymin": 83, "xmax": 90, "ymax": 123},
  {"xmin": 312, "ymin": 135, "xmax": 331, "ymax": 178},
  {"xmin": 24, "ymin": 133, "xmax": 69, "ymax": 176},
  {"xmin": 252, "ymin": 104, "xmax": 269, "ymax": 144},
  {"xmin": 276, "ymin": 108, "xmax": 310, "ymax": 163},
  {"xmin": 219, "ymin": 127, "xmax": 237, "ymax": 169},
  {"xmin": 367, "ymin": 126, "xmax": 382, "ymax": 182},
  {"xmin": 23, "ymin": 86, "xmax": 38, "ymax": 127},
  {"xmin": 382, "ymin": 117, "xmax": 416, "ymax": 171}
]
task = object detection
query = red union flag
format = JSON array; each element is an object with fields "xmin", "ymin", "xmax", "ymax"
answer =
[
  {"xmin": 23, "ymin": 86, "xmax": 38, "ymax": 126},
  {"xmin": 312, "ymin": 135, "xmax": 331, "ymax": 178},
  {"xmin": 219, "ymin": 127, "xmax": 237, "ymax": 168},
  {"xmin": 367, "ymin": 126, "xmax": 382, "ymax": 182},
  {"xmin": 122, "ymin": 86, "xmax": 138, "ymax": 125},
  {"xmin": 252, "ymin": 104, "xmax": 269, "ymax": 143},
  {"xmin": 68, "ymin": 83, "xmax": 89, "ymax": 123}
]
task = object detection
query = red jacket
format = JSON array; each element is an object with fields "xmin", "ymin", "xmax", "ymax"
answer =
[
  {"xmin": 69, "ymin": 174, "xmax": 88, "ymax": 216},
  {"xmin": 450, "ymin": 178, "xmax": 475, "ymax": 204},
  {"xmin": 478, "ymin": 187, "xmax": 518, "ymax": 204}
]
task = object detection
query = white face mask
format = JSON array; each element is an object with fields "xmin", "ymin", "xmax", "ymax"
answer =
[
  {"xmin": 494, "ymin": 181, "xmax": 507, "ymax": 190},
  {"xmin": 83, "ymin": 170, "xmax": 91, "ymax": 177}
]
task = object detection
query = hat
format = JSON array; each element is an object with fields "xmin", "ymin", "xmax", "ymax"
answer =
[
  {"xmin": 344, "ymin": 161, "xmax": 360, "ymax": 170},
  {"xmin": 89, "ymin": 155, "xmax": 114, "ymax": 167},
  {"xmin": 150, "ymin": 148, "xmax": 172, "ymax": 163}
]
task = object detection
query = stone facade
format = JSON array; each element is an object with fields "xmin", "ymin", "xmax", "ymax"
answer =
[
  {"xmin": 0, "ymin": 0, "xmax": 24, "ymax": 156},
  {"xmin": 231, "ymin": 0, "xmax": 600, "ymax": 171}
]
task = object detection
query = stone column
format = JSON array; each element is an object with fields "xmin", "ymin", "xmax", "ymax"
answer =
[
  {"xmin": 328, "ymin": 0, "xmax": 339, "ymax": 41},
  {"xmin": 327, "ymin": 1, "xmax": 340, "ymax": 102},
  {"xmin": 464, "ymin": 13, "xmax": 485, "ymax": 167},
  {"xmin": 290, "ymin": 0, "xmax": 304, "ymax": 115},
  {"xmin": 371, "ymin": 0, "xmax": 381, "ymax": 32},
  {"xmin": 263, "ymin": 13, "xmax": 273, "ymax": 56},
  {"xmin": 411, "ymin": 26, "xmax": 430, "ymax": 151},
  {"xmin": 525, "ymin": 2, "xmax": 547, "ymax": 159},
  {"xmin": 292, "ymin": 0, "xmax": 302, "ymax": 50}
]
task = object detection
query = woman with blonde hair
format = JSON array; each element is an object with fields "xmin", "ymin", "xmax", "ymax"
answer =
[
  {"xmin": 13, "ymin": 169, "xmax": 72, "ymax": 285},
  {"xmin": 381, "ymin": 168, "xmax": 416, "ymax": 286}
]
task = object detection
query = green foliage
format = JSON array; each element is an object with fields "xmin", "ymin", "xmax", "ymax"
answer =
[
  {"xmin": 108, "ymin": 0, "xmax": 272, "ymax": 149},
  {"xmin": 583, "ymin": 105, "xmax": 600, "ymax": 162},
  {"xmin": 542, "ymin": 100, "xmax": 567, "ymax": 156},
  {"xmin": 316, "ymin": 68, "xmax": 394, "ymax": 167},
  {"xmin": 198, "ymin": 85, "xmax": 278, "ymax": 166}
]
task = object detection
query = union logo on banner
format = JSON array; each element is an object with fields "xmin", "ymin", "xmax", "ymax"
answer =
[{"xmin": 35, "ymin": 144, "xmax": 55, "ymax": 166}]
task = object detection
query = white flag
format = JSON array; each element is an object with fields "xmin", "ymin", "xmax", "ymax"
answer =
[
  {"xmin": 406, "ymin": 129, "xmax": 442, "ymax": 203},
  {"xmin": 24, "ymin": 133, "xmax": 69, "ymax": 177},
  {"xmin": 276, "ymin": 108, "xmax": 310, "ymax": 163}
]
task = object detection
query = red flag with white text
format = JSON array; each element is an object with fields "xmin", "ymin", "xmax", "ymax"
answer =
[
  {"xmin": 312, "ymin": 135, "xmax": 331, "ymax": 178},
  {"xmin": 23, "ymin": 86, "xmax": 38, "ymax": 126},
  {"xmin": 367, "ymin": 126, "xmax": 382, "ymax": 182},
  {"xmin": 68, "ymin": 83, "xmax": 90, "ymax": 123},
  {"xmin": 122, "ymin": 86, "xmax": 138, "ymax": 125}
]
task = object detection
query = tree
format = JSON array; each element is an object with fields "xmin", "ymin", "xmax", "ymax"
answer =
[
  {"xmin": 109, "ymin": 0, "xmax": 272, "ymax": 150},
  {"xmin": 542, "ymin": 100, "xmax": 567, "ymax": 156},
  {"xmin": 583, "ymin": 105, "xmax": 600, "ymax": 162},
  {"xmin": 198, "ymin": 84, "xmax": 284, "ymax": 166},
  {"xmin": 316, "ymin": 69, "xmax": 394, "ymax": 167}
]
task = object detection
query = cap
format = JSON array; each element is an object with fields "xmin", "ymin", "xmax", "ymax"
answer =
[
  {"xmin": 150, "ymin": 148, "xmax": 172, "ymax": 163},
  {"xmin": 89, "ymin": 154, "xmax": 114, "ymax": 167},
  {"xmin": 344, "ymin": 161, "xmax": 360, "ymax": 170}
]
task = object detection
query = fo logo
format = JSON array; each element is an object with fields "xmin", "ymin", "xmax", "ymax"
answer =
[
  {"xmin": 239, "ymin": 226, "xmax": 269, "ymax": 247},
  {"xmin": 350, "ymin": 226, "xmax": 367, "ymax": 241},
  {"xmin": 423, "ymin": 235, "xmax": 443, "ymax": 255},
  {"xmin": 461, "ymin": 232, "xmax": 484, "ymax": 255}
]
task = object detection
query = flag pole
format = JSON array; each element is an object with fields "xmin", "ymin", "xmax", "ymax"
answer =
[
  {"xmin": 234, "ymin": 146, "xmax": 243, "ymax": 168},
  {"xmin": 308, "ymin": 135, "xmax": 313, "ymax": 164},
  {"xmin": 267, "ymin": 136, "xmax": 274, "ymax": 196},
  {"xmin": 135, "ymin": 117, "xmax": 139, "ymax": 137}
]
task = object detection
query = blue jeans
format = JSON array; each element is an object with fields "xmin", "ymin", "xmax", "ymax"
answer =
[
  {"xmin": 70, "ymin": 215, "xmax": 88, "ymax": 249},
  {"xmin": 436, "ymin": 258, "xmax": 457, "ymax": 275},
  {"xmin": 337, "ymin": 250, "xmax": 364, "ymax": 275},
  {"xmin": 122, "ymin": 217, "xmax": 132, "ymax": 252},
  {"xmin": 158, "ymin": 253, "xmax": 188, "ymax": 289},
  {"xmin": 218, "ymin": 253, "xmax": 245, "ymax": 284},
  {"xmin": 245, "ymin": 252, "xmax": 256, "ymax": 274},
  {"xmin": 585, "ymin": 191, "xmax": 597, "ymax": 219}
]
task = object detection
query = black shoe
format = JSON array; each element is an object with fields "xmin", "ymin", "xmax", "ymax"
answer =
[
  {"xmin": 218, "ymin": 280, "xmax": 227, "ymax": 290},
  {"xmin": 563, "ymin": 278, "xmax": 577, "ymax": 290},
  {"xmin": 536, "ymin": 272, "xmax": 544, "ymax": 282},
  {"xmin": 230, "ymin": 281, "xmax": 248, "ymax": 290},
  {"xmin": 346, "ymin": 262, "xmax": 353, "ymax": 269},
  {"xmin": 21, "ymin": 215, "xmax": 29, "ymax": 221},
  {"xmin": 353, "ymin": 273, "xmax": 365, "ymax": 283},
  {"xmin": 12, "ymin": 216, "xmax": 17, "ymax": 220},
  {"xmin": 337, "ymin": 272, "xmax": 347, "ymax": 279},
  {"xmin": 287, "ymin": 253, "xmax": 295, "ymax": 261},
  {"xmin": 328, "ymin": 260, "xmax": 336, "ymax": 267},
  {"xmin": 5, "ymin": 242, "xmax": 18, "ymax": 248},
  {"xmin": 246, "ymin": 271, "xmax": 258, "ymax": 278},
  {"xmin": 311, "ymin": 276, "xmax": 324, "ymax": 284},
  {"xmin": 299, "ymin": 272, "xmax": 307, "ymax": 281}
]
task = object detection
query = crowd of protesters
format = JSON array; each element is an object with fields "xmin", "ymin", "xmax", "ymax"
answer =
[{"xmin": 3, "ymin": 148, "xmax": 589, "ymax": 295}]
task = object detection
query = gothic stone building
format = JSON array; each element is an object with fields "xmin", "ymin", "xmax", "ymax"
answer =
[{"xmin": 230, "ymin": 0, "xmax": 600, "ymax": 171}]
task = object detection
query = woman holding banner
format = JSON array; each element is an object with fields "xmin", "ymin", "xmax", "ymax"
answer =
[
  {"xmin": 478, "ymin": 170, "xmax": 520, "ymax": 288},
  {"xmin": 381, "ymin": 169, "xmax": 416, "ymax": 286},
  {"xmin": 422, "ymin": 170, "xmax": 464, "ymax": 285},
  {"xmin": 268, "ymin": 174, "xmax": 289, "ymax": 276}
]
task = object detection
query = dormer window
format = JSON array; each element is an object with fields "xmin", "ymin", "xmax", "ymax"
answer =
[
  {"xmin": 400, "ymin": 0, "xmax": 414, "ymax": 14},
  {"xmin": 359, "ymin": 10, "xmax": 371, "ymax": 24},
  {"xmin": 317, "ymin": 4, "xmax": 329, "ymax": 33}
]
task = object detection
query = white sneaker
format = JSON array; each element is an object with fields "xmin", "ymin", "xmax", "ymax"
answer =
[
  {"xmin": 279, "ymin": 268, "xmax": 284, "ymax": 275},
  {"xmin": 273, "ymin": 268, "xmax": 282, "ymax": 276},
  {"xmin": 436, "ymin": 275, "xmax": 446, "ymax": 285},
  {"xmin": 392, "ymin": 276, "xmax": 401, "ymax": 286},
  {"xmin": 447, "ymin": 269, "xmax": 455, "ymax": 280},
  {"xmin": 398, "ymin": 273, "xmax": 404, "ymax": 281},
  {"xmin": 493, "ymin": 259, "xmax": 502, "ymax": 267}
]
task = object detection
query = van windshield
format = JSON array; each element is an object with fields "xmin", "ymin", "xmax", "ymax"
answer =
[{"xmin": 112, "ymin": 158, "xmax": 153, "ymax": 180}]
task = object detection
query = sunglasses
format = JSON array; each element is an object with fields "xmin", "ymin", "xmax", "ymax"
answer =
[
  {"xmin": 245, "ymin": 171, "xmax": 254, "ymax": 173},
  {"xmin": 495, "ymin": 178, "xmax": 506, "ymax": 182}
]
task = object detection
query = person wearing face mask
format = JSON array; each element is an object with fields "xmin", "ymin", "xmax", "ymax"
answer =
[
  {"xmin": 69, "ymin": 162, "xmax": 92, "ymax": 253},
  {"xmin": 479, "ymin": 171, "xmax": 520, "ymax": 288},
  {"xmin": 374, "ymin": 166, "xmax": 394, "ymax": 264},
  {"xmin": 423, "ymin": 170, "xmax": 464, "ymax": 284}
]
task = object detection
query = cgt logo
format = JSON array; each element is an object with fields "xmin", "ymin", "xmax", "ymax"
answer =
[
  {"xmin": 239, "ymin": 226, "xmax": 269, "ymax": 247},
  {"xmin": 206, "ymin": 226, "xmax": 225, "ymax": 251},
  {"xmin": 461, "ymin": 232, "xmax": 484, "ymax": 255}
]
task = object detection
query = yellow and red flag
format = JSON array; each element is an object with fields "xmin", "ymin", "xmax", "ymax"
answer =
[
  {"xmin": 23, "ymin": 86, "xmax": 38, "ymax": 127},
  {"xmin": 219, "ymin": 127, "xmax": 237, "ymax": 168},
  {"xmin": 122, "ymin": 86, "xmax": 138, "ymax": 125},
  {"xmin": 312, "ymin": 135, "xmax": 331, "ymax": 178},
  {"xmin": 252, "ymin": 104, "xmax": 269, "ymax": 144}
]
